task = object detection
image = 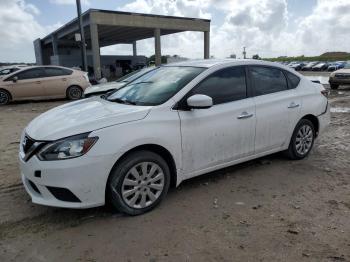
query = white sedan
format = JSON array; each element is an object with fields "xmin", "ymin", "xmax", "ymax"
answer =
[{"xmin": 19, "ymin": 59, "xmax": 330, "ymax": 215}]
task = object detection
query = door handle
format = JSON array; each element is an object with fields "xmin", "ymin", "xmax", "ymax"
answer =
[
  {"xmin": 36, "ymin": 81, "xmax": 41, "ymax": 84},
  {"xmin": 237, "ymin": 112, "xmax": 254, "ymax": 119},
  {"xmin": 288, "ymin": 102, "xmax": 300, "ymax": 109},
  {"xmin": 62, "ymin": 78, "xmax": 67, "ymax": 81}
]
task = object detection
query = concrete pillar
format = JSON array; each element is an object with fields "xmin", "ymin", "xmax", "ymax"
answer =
[
  {"xmin": 154, "ymin": 28, "xmax": 161, "ymax": 66},
  {"xmin": 132, "ymin": 41, "xmax": 137, "ymax": 56},
  {"xmin": 90, "ymin": 23, "xmax": 101, "ymax": 79},
  {"xmin": 52, "ymin": 34, "xmax": 58, "ymax": 56},
  {"xmin": 204, "ymin": 31, "xmax": 210, "ymax": 59}
]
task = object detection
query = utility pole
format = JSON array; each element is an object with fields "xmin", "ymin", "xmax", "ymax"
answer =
[
  {"xmin": 76, "ymin": 0, "xmax": 87, "ymax": 72},
  {"xmin": 243, "ymin": 46, "xmax": 246, "ymax": 59}
]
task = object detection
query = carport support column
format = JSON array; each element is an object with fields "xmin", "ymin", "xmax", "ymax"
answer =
[
  {"xmin": 204, "ymin": 31, "xmax": 210, "ymax": 59},
  {"xmin": 90, "ymin": 23, "xmax": 101, "ymax": 79},
  {"xmin": 154, "ymin": 28, "xmax": 161, "ymax": 66},
  {"xmin": 132, "ymin": 41, "xmax": 137, "ymax": 56},
  {"xmin": 52, "ymin": 34, "xmax": 58, "ymax": 56}
]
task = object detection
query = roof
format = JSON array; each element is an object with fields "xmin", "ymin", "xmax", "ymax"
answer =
[
  {"xmin": 40, "ymin": 9, "xmax": 211, "ymax": 47},
  {"xmin": 165, "ymin": 59, "xmax": 288, "ymax": 68}
]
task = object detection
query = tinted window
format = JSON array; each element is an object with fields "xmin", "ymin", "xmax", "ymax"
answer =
[
  {"xmin": 0, "ymin": 69, "xmax": 11, "ymax": 75},
  {"xmin": 250, "ymin": 66, "xmax": 288, "ymax": 96},
  {"xmin": 45, "ymin": 67, "xmax": 72, "ymax": 77},
  {"xmin": 192, "ymin": 67, "xmax": 247, "ymax": 105},
  {"xmin": 285, "ymin": 71, "xmax": 300, "ymax": 89},
  {"xmin": 15, "ymin": 68, "xmax": 45, "ymax": 80}
]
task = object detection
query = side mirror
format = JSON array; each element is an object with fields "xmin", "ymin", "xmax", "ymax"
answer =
[
  {"xmin": 187, "ymin": 94, "xmax": 213, "ymax": 109},
  {"xmin": 12, "ymin": 76, "xmax": 18, "ymax": 82}
]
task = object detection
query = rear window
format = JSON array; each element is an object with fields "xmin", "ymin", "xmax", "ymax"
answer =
[{"xmin": 285, "ymin": 71, "xmax": 300, "ymax": 89}]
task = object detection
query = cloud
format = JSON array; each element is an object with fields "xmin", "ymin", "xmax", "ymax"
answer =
[
  {"xmin": 110, "ymin": 0, "xmax": 350, "ymax": 59},
  {"xmin": 0, "ymin": 0, "xmax": 61, "ymax": 62},
  {"xmin": 50, "ymin": 0, "xmax": 90, "ymax": 5}
]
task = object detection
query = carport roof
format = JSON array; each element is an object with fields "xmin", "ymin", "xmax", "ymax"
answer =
[{"xmin": 41, "ymin": 9, "xmax": 211, "ymax": 48}]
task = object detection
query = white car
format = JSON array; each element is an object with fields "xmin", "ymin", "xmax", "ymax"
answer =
[
  {"xmin": 19, "ymin": 59, "xmax": 330, "ymax": 215},
  {"xmin": 83, "ymin": 67, "xmax": 156, "ymax": 98}
]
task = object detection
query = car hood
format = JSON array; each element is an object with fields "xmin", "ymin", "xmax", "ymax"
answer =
[
  {"xmin": 26, "ymin": 97, "xmax": 152, "ymax": 141},
  {"xmin": 84, "ymin": 81, "xmax": 126, "ymax": 95}
]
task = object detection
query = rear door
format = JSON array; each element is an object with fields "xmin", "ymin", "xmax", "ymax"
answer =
[
  {"xmin": 249, "ymin": 66, "xmax": 301, "ymax": 154},
  {"xmin": 178, "ymin": 66, "xmax": 256, "ymax": 175},
  {"xmin": 4, "ymin": 68, "xmax": 46, "ymax": 99},
  {"xmin": 43, "ymin": 67, "xmax": 72, "ymax": 97}
]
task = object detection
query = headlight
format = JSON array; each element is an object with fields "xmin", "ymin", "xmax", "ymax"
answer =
[{"xmin": 37, "ymin": 133, "xmax": 98, "ymax": 161}]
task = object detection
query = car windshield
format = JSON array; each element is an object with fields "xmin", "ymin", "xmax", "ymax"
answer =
[
  {"xmin": 344, "ymin": 63, "xmax": 350, "ymax": 69},
  {"xmin": 116, "ymin": 68, "xmax": 153, "ymax": 83},
  {"xmin": 107, "ymin": 66, "xmax": 205, "ymax": 106}
]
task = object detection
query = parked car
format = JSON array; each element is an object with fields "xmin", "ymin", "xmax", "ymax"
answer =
[
  {"xmin": 84, "ymin": 67, "xmax": 156, "ymax": 98},
  {"xmin": 312, "ymin": 62, "xmax": 329, "ymax": 71},
  {"xmin": 290, "ymin": 62, "xmax": 305, "ymax": 71},
  {"xmin": 19, "ymin": 59, "xmax": 330, "ymax": 215},
  {"xmin": 0, "ymin": 66, "xmax": 90, "ymax": 105},
  {"xmin": 329, "ymin": 62, "xmax": 350, "ymax": 89},
  {"xmin": 327, "ymin": 61, "xmax": 346, "ymax": 72},
  {"xmin": 301, "ymin": 62, "xmax": 319, "ymax": 71}
]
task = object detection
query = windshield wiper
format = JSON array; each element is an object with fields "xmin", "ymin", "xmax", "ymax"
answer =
[{"xmin": 108, "ymin": 98, "xmax": 136, "ymax": 105}]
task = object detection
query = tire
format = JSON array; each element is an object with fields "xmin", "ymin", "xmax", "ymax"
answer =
[
  {"xmin": 107, "ymin": 150, "xmax": 171, "ymax": 215},
  {"xmin": 330, "ymin": 84, "xmax": 339, "ymax": 90},
  {"xmin": 285, "ymin": 119, "xmax": 315, "ymax": 160},
  {"xmin": 66, "ymin": 86, "xmax": 83, "ymax": 100},
  {"xmin": 0, "ymin": 89, "xmax": 11, "ymax": 105}
]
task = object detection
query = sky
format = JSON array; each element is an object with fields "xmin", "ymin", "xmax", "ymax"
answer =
[{"xmin": 0, "ymin": 0, "xmax": 349, "ymax": 62}]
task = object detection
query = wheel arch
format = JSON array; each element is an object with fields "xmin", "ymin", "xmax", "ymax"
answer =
[
  {"xmin": 107, "ymin": 144, "xmax": 178, "ymax": 190},
  {"xmin": 66, "ymin": 85, "xmax": 83, "ymax": 96},
  {"xmin": 300, "ymin": 114, "xmax": 319, "ymax": 137}
]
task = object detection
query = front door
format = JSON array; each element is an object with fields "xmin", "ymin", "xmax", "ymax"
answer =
[{"xmin": 178, "ymin": 66, "xmax": 256, "ymax": 176}]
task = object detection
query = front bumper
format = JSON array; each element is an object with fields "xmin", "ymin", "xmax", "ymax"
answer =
[{"xmin": 19, "ymin": 153, "xmax": 114, "ymax": 209}]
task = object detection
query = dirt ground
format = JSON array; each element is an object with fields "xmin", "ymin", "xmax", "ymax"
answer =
[{"xmin": 0, "ymin": 77, "xmax": 349, "ymax": 261}]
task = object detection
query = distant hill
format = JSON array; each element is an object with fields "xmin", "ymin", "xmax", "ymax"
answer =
[{"xmin": 320, "ymin": 52, "xmax": 350, "ymax": 58}]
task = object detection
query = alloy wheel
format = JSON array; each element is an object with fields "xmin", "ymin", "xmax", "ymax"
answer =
[
  {"xmin": 120, "ymin": 162, "xmax": 165, "ymax": 209},
  {"xmin": 68, "ymin": 87, "xmax": 82, "ymax": 100},
  {"xmin": 295, "ymin": 124, "xmax": 313, "ymax": 155}
]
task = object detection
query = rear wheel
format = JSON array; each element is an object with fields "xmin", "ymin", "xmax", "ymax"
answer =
[
  {"xmin": 67, "ymin": 86, "xmax": 83, "ymax": 100},
  {"xmin": 285, "ymin": 119, "xmax": 315, "ymax": 160},
  {"xmin": 0, "ymin": 89, "xmax": 10, "ymax": 105},
  {"xmin": 330, "ymin": 84, "xmax": 339, "ymax": 90},
  {"xmin": 107, "ymin": 150, "xmax": 170, "ymax": 215}
]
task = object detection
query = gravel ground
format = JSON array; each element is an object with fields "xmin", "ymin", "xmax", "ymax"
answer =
[{"xmin": 0, "ymin": 78, "xmax": 349, "ymax": 261}]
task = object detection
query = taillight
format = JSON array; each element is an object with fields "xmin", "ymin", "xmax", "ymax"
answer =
[{"xmin": 321, "ymin": 89, "xmax": 329, "ymax": 98}]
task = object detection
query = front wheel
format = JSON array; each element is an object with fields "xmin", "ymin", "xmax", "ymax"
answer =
[
  {"xmin": 67, "ymin": 86, "xmax": 83, "ymax": 100},
  {"xmin": 107, "ymin": 150, "xmax": 171, "ymax": 215},
  {"xmin": 285, "ymin": 119, "xmax": 315, "ymax": 160}
]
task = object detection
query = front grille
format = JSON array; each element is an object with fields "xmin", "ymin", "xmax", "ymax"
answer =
[
  {"xmin": 335, "ymin": 73, "xmax": 350, "ymax": 79},
  {"xmin": 22, "ymin": 135, "xmax": 35, "ymax": 154}
]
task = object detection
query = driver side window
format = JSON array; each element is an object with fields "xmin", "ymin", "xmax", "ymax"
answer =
[{"xmin": 191, "ymin": 66, "xmax": 247, "ymax": 105}]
